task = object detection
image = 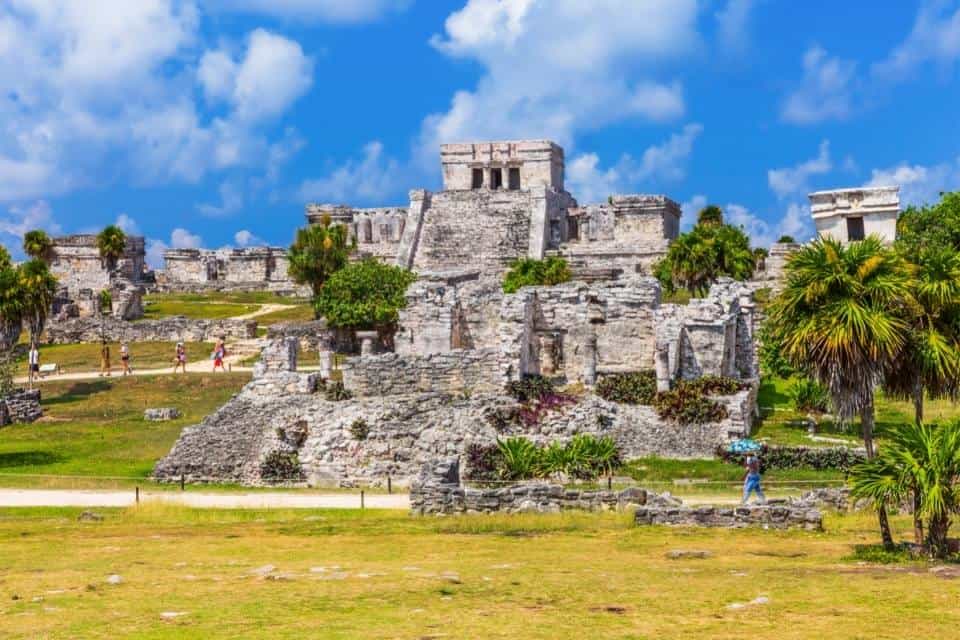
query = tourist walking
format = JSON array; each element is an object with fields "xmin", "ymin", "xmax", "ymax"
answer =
[
  {"xmin": 173, "ymin": 342, "xmax": 187, "ymax": 374},
  {"xmin": 28, "ymin": 344, "xmax": 40, "ymax": 385},
  {"xmin": 742, "ymin": 452, "xmax": 766, "ymax": 504},
  {"xmin": 99, "ymin": 341, "xmax": 111, "ymax": 377},
  {"xmin": 212, "ymin": 339, "xmax": 227, "ymax": 372},
  {"xmin": 120, "ymin": 342, "xmax": 132, "ymax": 376}
]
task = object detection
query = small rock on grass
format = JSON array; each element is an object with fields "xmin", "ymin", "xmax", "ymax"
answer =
[
  {"xmin": 106, "ymin": 575, "xmax": 123, "ymax": 585},
  {"xmin": 78, "ymin": 511, "xmax": 104, "ymax": 522},
  {"xmin": 727, "ymin": 596, "xmax": 770, "ymax": 610},
  {"xmin": 441, "ymin": 572, "xmax": 461, "ymax": 584},
  {"xmin": 666, "ymin": 550, "xmax": 712, "ymax": 560},
  {"xmin": 161, "ymin": 611, "xmax": 188, "ymax": 620},
  {"xmin": 249, "ymin": 565, "xmax": 275, "ymax": 576}
]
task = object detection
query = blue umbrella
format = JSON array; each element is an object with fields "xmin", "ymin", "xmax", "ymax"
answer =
[{"xmin": 727, "ymin": 439, "xmax": 762, "ymax": 454}]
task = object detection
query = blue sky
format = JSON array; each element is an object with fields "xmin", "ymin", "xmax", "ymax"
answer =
[{"xmin": 1, "ymin": 0, "xmax": 959, "ymax": 265}]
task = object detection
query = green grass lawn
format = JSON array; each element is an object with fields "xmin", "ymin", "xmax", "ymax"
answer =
[
  {"xmin": 0, "ymin": 506, "xmax": 956, "ymax": 639},
  {"xmin": 254, "ymin": 303, "xmax": 316, "ymax": 325},
  {"xmin": 141, "ymin": 297, "xmax": 259, "ymax": 321},
  {"xmin": 754, "ymin": 376, "xmax": 960, "ymax": 447},
  {"xmin": 0, "ymin": 374, "xmax": 249, "ymax": 486},
  {"xmin": 14, "ymin": 342, "xmax": 213, "ymax": 376}
]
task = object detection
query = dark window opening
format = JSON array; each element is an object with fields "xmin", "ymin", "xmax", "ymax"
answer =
[
  {"xmin": 471, "ymin": 168, "xmax": 484, "ymax": 189},
  {"xmin": 491, "ymin": 168, "xmax": 503, "ymax": 190},
  {"xmin": 846, "ymin": 216, "xmax": 865, "ymax": 242},
  {"xmin": 508, "ymin": 167, "xmax": 521, "ymax": 190}
]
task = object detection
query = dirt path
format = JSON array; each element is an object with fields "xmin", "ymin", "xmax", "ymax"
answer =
[
  {"xmin": 14, "ymin": 361, "xmax": 257, "ymax": 384},
  {"xmin": 231, "ymin": 303, "xmax": 298, "ymax": 321},
  {"xmin": 0, "ymin": 488, "xmax": 409, "ymax": 509}
]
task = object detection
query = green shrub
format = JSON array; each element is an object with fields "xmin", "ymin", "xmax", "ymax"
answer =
[
  {"xmin": 99, "ymin": 289, "xmax": 112, "ymax": 315},
  {"xmin": 758, "ymin": 322, "xmax": 797, "ymax": 378},
  {"xmin": 314, "ymin": 258, "xmax": 416, "ymax": 329},
  {"xmin": 596, "ymin": 371, "xmax": 657, "ymax": 404},
  {"xmin": 684, "ymin": 375, "xmax": 747, "ymax": 396},
  {"xmin": 496, "ymin": 437, "xmax": 542, "ymax": 480},
  {"xmin": 563, "ymin": 434, "xmax": 622, "ymax": 480},
  {"xmin": 0, "ymin": 353, "xmax": 15, "ymax": 397},
  {"xmin": 349, "ymin": 418, "xmax": 370, "ymax": 440},
  {"xmin": 324, "ymin": 381, "xmax": 353, "ymax": 402},
  {"xmin": 653, "ymin": 386, "xmax": 728, "ymax": 424},
  {"xmin": 260, "ymin": 451, "xmax": 303, "ymax": 482},
  {"xmin": 790, "ymin": 377, "xmax": 830, "ymax": 414},
  {"xmin": 777, "ymin": 235, "xmax": 796, "ymax": 244},
  {"xmin": 717, "ymin": 444, "xmax": 865, "ymax": 471},
  {"xmin": 502, "ymin": 257, "xmax": 572, "ymax": 294},
  {"xmin": 464, "ymin": 443, "xmax": 500, "ymax": 482},
  {"xmin": 506, "ymin": 375, "xmax": 557, "ymax": 402}
]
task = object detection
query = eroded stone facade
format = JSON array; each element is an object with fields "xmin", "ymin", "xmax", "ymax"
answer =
[
  {"xmin": 49, "ymin": 235, "xmax": 146, "ymax": 298},
  {"xmin": 810, "ymin": 186, "xmax": 900, "ymax": 245}
]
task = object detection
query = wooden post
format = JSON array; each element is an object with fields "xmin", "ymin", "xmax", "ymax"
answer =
[
  {"xmin": 607, "ymin": 475, "xmax": 612, "ymax": 491},
  {"xmin": 180, "ymin": 474, "xmax": 185, "ymax": 491},
  {"xmin": 135, "ymin": 486, "xmax": 140, "ymax": 504},
  {"xmin": 387, "ymin": 475, "xmax": 392, "ymax": 495},
  {"xmin": 361, "ymin": 490, "xmax": 365, "ymax": 510}
]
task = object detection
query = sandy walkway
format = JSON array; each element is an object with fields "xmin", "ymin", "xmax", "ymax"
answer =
[
  {"xmin": 0, "ymin": 488, "xmax": 409, "ymax": 509},
  {"xmin": 231, "ymin": 303, "xmax": 299, "ymax": 321}
]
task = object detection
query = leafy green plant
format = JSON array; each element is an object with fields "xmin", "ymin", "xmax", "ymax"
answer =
[
  {"xmin": 22, "ymin": 230, "xmax": 53, "ymax": 261},
  {"xmin": 96, "ymin": 225, "xmax": 127, "ymax": 270},
  {"xmin": 758, "ymin": 322, "xmax": 797, "ymax": 378},
  {"xmin": 324, "ymin": 381, "xmax": 353, "ymax": 402},
  {"xmin": 464, "ymin": 443, "xmax": 500, "ymax": 482},
  {"xmin": 596, "ymin": 371, "xmax": 657, "ymax": 404},
  {"xmin": 314, "ymin": 258, "xmax": 417, "ymax": 329},
  {"xmin": 790, "ymin": 377, "xmax": 830, "ymax": 414},
  {"xmin": 349, "ymin": 418, "xmax": 370, "ymax": 441},
  {"xmin": 502, "ymin": 257, "xmax": 572, "ymax": 294},
  {"xmin": 653, "ymin": 386, "xmax": 728, "ymax": 424},
  {"xmin": 684, "ymin": 375, "xmax": 747, "ymax": 396},
  {"xmin": 19, "ymin": 259, "xmax": 58, "ymax": 350},
  {"xmin": 506, "ymin": 375, "xmax": 557, "ymax": 402},
  {"xmin": 287, "ymin": 215, "xmax": 356, "ymax": 299},
  {"xmin": 98, "ymin": 289, "xmax": 112, "ymax": 315},
  {"xmin": 717, "ymin": 444, "xmax": 864, "ymax": 472},
  {"xmin": 777, "ymin": 235, "xmax": 796, "ymax": 244},
  {"xmin": 260, "ymin": 451, "xmax": 304, "ymax": 482},
  {"xmin": 496, "ymin": 437, "xmax": 542, "ymax": 481}
]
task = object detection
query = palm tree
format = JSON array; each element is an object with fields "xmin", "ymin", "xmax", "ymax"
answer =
[
  {"xmin": 0, "ymin": 245, "xmax": 13, "ymax": 271},
  {"xmin": 18, "ymin": 260, "xmax": 58, "ymax": 359},
  {"xmin": 22, "ymin": 230, "xmax": 54, "ymax": 261},
  {"xmin": 697, "ymin": 205, "xmax": 724, "ymax": 227},
  {"xmin": 883, "ymin": 246, "xmax": 960, "ymax": 425},
  {"xmin": 287, "ymin": 214, "xmax": 356, "ymax": 301},
  {"xmin": 655, "ymin": 220, "xmax": 755, "ymax": 296},
  {"xmin": 850, "ymin": 420, "xmax": 960, "ymax": 559},
  {"xmin": 96, "ymin": 225, "xmax": 127, "ymax": 272},
  {"xmin": 0, "ymin": 263, "xmax": 24, "ymax": 351},
  {"xmin": 770, "ymin": 236, "xmax": 913, "ymax": 547}
]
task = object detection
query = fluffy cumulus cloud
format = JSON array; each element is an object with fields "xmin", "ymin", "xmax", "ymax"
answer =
[
  {"xmin": 680, "ymin": 194, "xmax": 708, "ymax": 230},
  {"xmin": 196, "ymin": 181, "xmax": 245, "ymax": 217},
  {"xmin": 234, "ymin": 229, "xmax": 267, "ymax": 247},
  {"xmin": 873, "ymin": 0, "xmax": 960, "ymax": 79},
  {"xmin": 767, "ymin": 140, "xmax": 832, "ymax": 199},
  {"xmin": 299, "ymin": 141, "xmax": 404, "ymax": 204},
  {"xmin": 419, "ymin": 0, "xmax": 699, "ymax": 162},
  {"xmin": 781, "ymin": 46, "xmax": 857, "ymax": 124},
  {"xmin": 115, "ymin": 213, "xmax": 141, "ymax": 235},
  {"xmin": 0, "ymin": 200, "xmax": 62, "ymax": 259},
  {"xmin": 0, "ymin": 1, "xmax": 313, "ymax": 212},
  {"xmin": 209, "ymin": 0, "xmax": 410, "ymax": 23},
  {"xmin": 146, "ymin": 226, "xmax": 204, "ymax": 268},
  {"xmin": 566, "ymin": 124, "xmax": 703, "ymax": 203},
  {"xmin": 714, "ymin": 201, "xmax": 814, "ymax": 247},
  {"xmin": 867, "ymin": 158, "xmax": 960, "ymax": 206}
]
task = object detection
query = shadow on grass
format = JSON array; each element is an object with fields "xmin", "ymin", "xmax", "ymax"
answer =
[
  {"xmin": 758, "ymin": 379, "xmax": 790, "ymax": 407},
  {"xmin": 0, "ymin": 450, "xmax": 64, "ymax": 469},
  {"xmin": 42, "ymin": 380, "xmax": 112, "ymax": 406}
]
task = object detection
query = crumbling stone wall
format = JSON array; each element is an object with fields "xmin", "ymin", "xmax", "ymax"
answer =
[
  {"xmin": 0, "ymin": 389, "xmax": 42, "ymax": 426},
  {"xmin": 159, "ymin": 247, "xmax": 297, "ymax": 291},
  {"xmin": 44, "ymin": 316, "xmax": 257, "ymax": 344},
  {"xmin": 340, "ymin": 349, "xmax": 502, "ymax": 397},
  {"xmin": 634, "ymin": 503, "xmax": 822, "ymax": 530},
  {"xmin": 50, "ymin": 235, "xmax": 146, "ymax": 298}
]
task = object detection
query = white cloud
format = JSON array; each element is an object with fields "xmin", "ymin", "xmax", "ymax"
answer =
[
  {"xmin": 867, "ymin": 158, "xmax": 960, "ymax": 206},
  {"xmin": 715, "ymin": 0, "xmax": 757, "ymax": 55},
  {"xmin": 115, "ymin": 213, "xmax": 141, "ymax": 235},
  {"xmin": 767, "ymin": 140, "xmax": 832, "ymax": 199},
  {"xmin": 234, "ymin": 229, "xmax": 267, "ymax": 247},
  {"xmin": 780, "ymin": 202, "xmax": 815, "ymax": 242},
  {"xmin": 566, "ymin": 124, "xmax": 703, "ymax": 203},
  {"xmin": 146, "ymin": 239, "xmax": 168, "ymax": 269},
  {"xmin": 873, "ymin": 1, "xmax": 960, "ymax": 79},
  {"xmin": 0, "ymin": 3, "xmax": 313, "ymax": 204},
  {"xmin": 299, "ymin": 141, "xmax": 403, "ymax": 204},
  {"xmin": 0, "ymin": 200, "xmax": 61, "ymax": 260},
  {"xmin": 720, "ymin": 201, "xmax": 814, "ymax": 247},
  {"xmin": 210, "ymin": 0, "xmax": 410, "ymax": 23},
  {"xmin": 419, "ymin": 0, "xmax": 699, "ymax": 163},
  {"xmin": 200, "ymin": 29, "xmax": 314, "ymax": 124},
  {"xmin": 680, "ymin": 195, "xmax": 708, "ymax": 230},
  {"xmin": 781, "ymin": 46, "xmax": 857, "ymax": 124},
  {"xmin": 171, "ymin": 227, "xmax": 203, "ymax": 249},
  {"xmin": 197, "ymin": 181, "xmax": 245, "ymax": 217}
]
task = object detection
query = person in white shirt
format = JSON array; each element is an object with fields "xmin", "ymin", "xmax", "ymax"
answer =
[{"xmin": 28, "ymin": 346, "xmax": 40, "ymax": 383}]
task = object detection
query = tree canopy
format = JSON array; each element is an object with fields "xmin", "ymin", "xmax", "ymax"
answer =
[
  {"xmin": 96, "ymin": 225, "xmax": 127, "ymax": 268},
  {"xmin": 314, "ymin": 258, "xmax": 416, "ymax": 329},
  {"xmin": 23, "ymin": 230, "xmax": 53, "ymax": 261},
  {"xmin": 655, "ymin": 206, "xmax": 755, "ymax": 296},
  {"xmin": 287, "ymin": 215, "xmax": 356, "ymax": 299}
]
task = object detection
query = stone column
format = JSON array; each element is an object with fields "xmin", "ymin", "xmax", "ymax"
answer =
[
  {"xmin": 357, "ymin": 330, "xmax": 378, "ymax": 357},
  {"xmin": 318, "ymin": 331, "xmax": 334, "ymax": 379},
  {"xmin": 655, "ymin": 343, "xmax": 671, "ymax": 392},
  {"xmin": 583, "ymin": 333, "xmax": 598, "ymax": 386},
  {"xmin": 539, "ymin": 333, "xmax": 557, "ymax": 376}
]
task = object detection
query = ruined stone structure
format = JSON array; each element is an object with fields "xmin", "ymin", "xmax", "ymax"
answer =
[
  {"xmin": 634, "ymin": 502, "xmax": 822, "ymax": 530},
  {"xmin": 158, "ymin": 247, "xmax": 303, "ymax": 294},
  {"xmin": 49, "ymin": 235, "xmax": 146, "ymax": 298},
  {"xmin": 44, "ymin": 316, "xmax": 257, "ymax": 345},
  {"xmin": 753, "ymin": 242, "xmax": 800, "ymax": 286},
  {"xmin": 0, "ymin": 389, "xmax": 42, "ymax": 426},
  {"xmin": 810, "ymin": 186, "xmax": 900, "ymax": 245}
]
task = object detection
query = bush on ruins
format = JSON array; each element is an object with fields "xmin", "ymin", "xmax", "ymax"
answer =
[
  {"xmin": 654, "ymin": 205, "xmax": 755, "ymax": 297},
  {"xmin": 314, "ymin": 258, "xmax": 417, "ymax": 330},
  {"xmin": 287, "ymin": 215, "xmax": 357, "ymax": 300},
  {"xmin": 502, "ymin": 257, "xmax": 572, "ymax": 294}
]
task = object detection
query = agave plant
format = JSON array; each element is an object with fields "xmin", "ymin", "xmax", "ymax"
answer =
[{"xmin": 496, "ymin": 437, "xmax": 542, "ymax": 480}]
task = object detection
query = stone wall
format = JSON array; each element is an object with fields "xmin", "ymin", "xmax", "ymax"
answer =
[
  {"xmin": 50, "ymin": 235, "xmax": 146, "ymax": 297},
  {"xmin": 159, "ymin": 247, "xmax": 299, "ymax": 291},
  {"xmin": 44, "ymin": 316, "xmax": 257, "ymax": 344},
  {"xmin": 410, "ymin": 459, "xmax": 661, "ymax": 515},
  {"xmin": 440, "ymin": 140, "xmax": 565, "ymax": 192},
  {"xmin": 634, "ymin": 503, "xmax": 822, "ymax": 530},
  {"xmin": 0, "ymin": 389, "xmax": 42, "ymax": 426},
  {"xmin": 340, "ymin": 349, "xmax": 502, "ymax": 397}
]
